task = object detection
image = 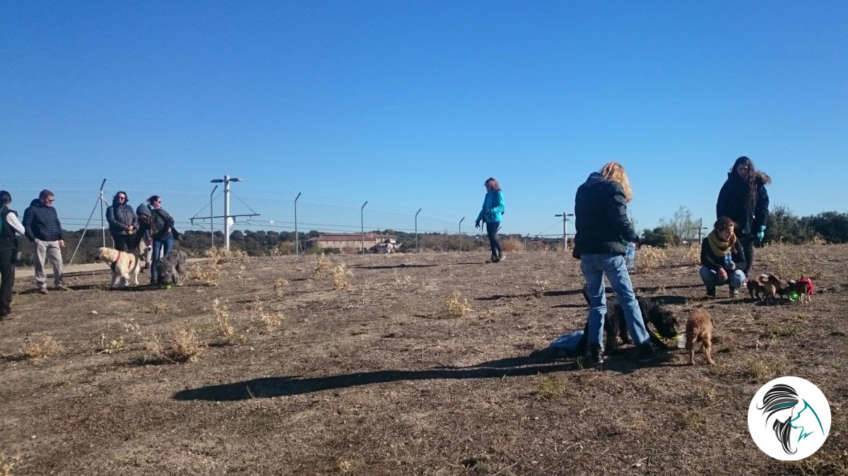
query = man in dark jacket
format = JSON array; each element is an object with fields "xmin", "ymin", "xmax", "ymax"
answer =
[
  {"xmin": 23, "ymin": 189, "xmax": 67, "ymax": 294},
  {"xmin": 716, "ymin": 156, "xmax": 770, "ymax": 274},
  {"xmin": 106, "ymin": 191, "xmax": 138, "ymax": 251}
]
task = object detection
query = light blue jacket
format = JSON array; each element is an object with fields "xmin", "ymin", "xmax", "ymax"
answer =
[{"xmin": 476, "ymin": 190, "xmax": 505, "ymax": 224}]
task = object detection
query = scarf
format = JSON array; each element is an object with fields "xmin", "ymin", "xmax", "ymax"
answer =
[{"xmin": 707, "ymin": 230, "xmax": 735, "ymax": 258}]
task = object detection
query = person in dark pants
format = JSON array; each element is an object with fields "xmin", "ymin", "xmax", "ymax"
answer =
[
  {"xmin": 573, "ymin": 162, "xmax": 659, "ymax": 367},
  {"xmin": 475, "ymin": 177, "xmax": 505, "ymax": 263},
  {"xmin": 0, "ymin": 191, "xmax": 25, "ymax": 318},
  {"xmin": 147, "ymin": 195, "xmax": 177, "ymax": 284},
  {"xmin": 106, "ymin": 191, "xmax": 138, "ymax": 251},
  {"xmin": 716, "ymin": 156, "xmax": 770, "ymax": 275}
]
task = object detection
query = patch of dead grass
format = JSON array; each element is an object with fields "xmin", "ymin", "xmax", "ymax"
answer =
[
  {"xmin": 445, "ymin": 291, "xmax": 472, "ymax": 318},
  {"xmin": 21, "ymin": 334, "xmax": 62, "ymax": 360}
]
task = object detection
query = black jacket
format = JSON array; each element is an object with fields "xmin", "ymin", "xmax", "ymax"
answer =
[
  {"xmin": 0, "ymin": 207, "xmax": 19, "ymax": 250},
  {"xmin": 106, "ymin": 199, "xmax": 138, "ymax": 235},
  {"xmin": 150, "ymin": 208, "xmax": 176, "ymax": 240},
  {"xmin": 573, "ymin": 173, "xmax": 639, "ymax": 258},
  {"xmin": 716, "ymin": 173, "xmax": 769, "ymax": 236},
  {"xmin": 700, "ymin": 237, "xmax": 747, "ymax": 273},
  {"xmin": 23, "ymin": 199, "xmax": 63, "ymax": 242}
]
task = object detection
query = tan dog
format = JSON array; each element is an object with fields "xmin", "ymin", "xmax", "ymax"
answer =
[
  {"xmin": 97, "ymin": 247, "xmax": 141, "ymax": 288},
  {"xmin": 686, "ymin": 308, "xmax": 715, "ymax": 365}
]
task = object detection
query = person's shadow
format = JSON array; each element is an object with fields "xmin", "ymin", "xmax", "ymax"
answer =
[{"xmin": 173, "ymin": 350, "xmax": 665, "ymax": 402}]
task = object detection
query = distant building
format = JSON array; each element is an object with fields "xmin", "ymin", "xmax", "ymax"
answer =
[{"xmin": 307, "ymin": 233, "xmax": 396, "ymax": 252}]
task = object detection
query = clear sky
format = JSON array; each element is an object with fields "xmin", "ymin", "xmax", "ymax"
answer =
[{"xmin": 2, "ymin": 1, "xmax": 846, "ymax": 237}]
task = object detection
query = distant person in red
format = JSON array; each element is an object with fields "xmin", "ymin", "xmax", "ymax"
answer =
[{"xmin": 716, "ymin": 156, "xmax": 770, "ymax": 274}]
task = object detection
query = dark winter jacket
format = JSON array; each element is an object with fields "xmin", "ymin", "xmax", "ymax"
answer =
[
  {"xmin": 716, "ymin": 173, "xmax": 770, "ymax": 236},
  {"xmin": 150, "ymin": 208, "xmax": 175, "ymax": 240},
  {"xmin": 0, "ymin": 207, "xmax": 19, "ymax": 249},
  {"xmin": 700, "ymin": 237, "xmax": 747, "ymax": 273},
  {"xmin": 573, "ymin": 173, "xmax": 639, "ymax": 258},
  {"xmin": 106, "ymin": 198, "xmax": 138, "ymax": 235},
  {"xmin": 23, "ymin": 199, "xmax": 63, "ymax": 242}
]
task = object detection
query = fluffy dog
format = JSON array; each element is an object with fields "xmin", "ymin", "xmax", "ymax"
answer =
[
  {"xmin": 156, "ymin": 250, "xmax": 187, "ymax": 286},
  {"xmin": 686, "ymin": 308, "xmax": 715, "ymax": 365},
  {"xmin": 97, "ymin": 246, "xmax": 141, "ymax": 288},
  {"xmin": 578, "ymin": 292, "xmax": 681, "ymax": 355},
  {"xmin": 747, "ymin": 279, "xmax": 766, "ymax": 301}
]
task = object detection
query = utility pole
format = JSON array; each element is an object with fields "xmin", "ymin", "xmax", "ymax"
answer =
[
  {"xmin": 294, "ymin": 192, "xmax": 302, "ymax": 256},
  {"xmin": 99, "ymin": 185, "xmax": 106, "ymax": 247},
  {"xmin": 210, "ymin": 185, "xmax": 218, "ymax": 248},
  {"xmin": 554, "ymin": 212, "xmax": 574, "ymax": 253},
  {"xmin": 458, "ymin": 217, "xmax": 465, "ymax": 252},
  {"xmin": 360, "ymin": 201, "xmax": 368, "ymax": 254},
  {"xmin": 415, "ymin": 208, "xmax": 422, "ymax": 253},
  {"xmin": 210, "ymin": 175, "xmax": 240, "ymax": 252}
]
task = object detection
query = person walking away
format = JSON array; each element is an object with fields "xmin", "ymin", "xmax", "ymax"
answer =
[
  {"xmin": 0, "ymin": 191, "xmax": 25, "ymax": 318},
  {"xmin": 148, "ymin": 195, "xmax": 176, "ymax": 284},
  {"xmin": 716, "ymin": 156, "xmax": 770, "ymax": 274},
  {"xmin": 106, "ymin": 191, "xmax": 138, "ymax": 252},
  {"xmin": 22, "ymin": 190, "xmax": 67, "ymax": 294},
  {"xmin": 700, "ymin": 217, "xmax": 747, "ymax": 298},
  {"xmin": 573, "ymin": 162, "xmax": 659, "ymax": 367},
  {"xmin": 475, "ymin": 177, "xmax": 505, "ymax": 263}
]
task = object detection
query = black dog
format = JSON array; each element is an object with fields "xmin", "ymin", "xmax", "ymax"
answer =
[{"xmin": 577, "ymin": 291, "xmax": 680, "ymax": 356}]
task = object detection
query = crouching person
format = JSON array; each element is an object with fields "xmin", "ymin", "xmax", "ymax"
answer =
[{"xmin": 700, "ymin": 216, "xmax": 747, "ymax": 298}]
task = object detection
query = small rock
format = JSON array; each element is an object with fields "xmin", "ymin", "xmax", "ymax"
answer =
[{"xmin": 90, "ymin": 310, "xmax": 98, "ymax": 315}]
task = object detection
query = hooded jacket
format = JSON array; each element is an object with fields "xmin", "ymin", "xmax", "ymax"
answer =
[
  {"xmin": 716, "ymin": 172, "xmax": 770, "ymax": 236},
  {"xmin": 106, "ymin": 196, "xmax": 138, "ymax": 235},
  {"xmin": 476, "ymin": 190, "xmax": 505, "ymax": 224},
  {"xmin": 23, "ymin": 199, "xmax": 63, "ymax": 242},
  {"xmin": 573, "ymin": 173, "xmax": 638, "ymax": 257}
]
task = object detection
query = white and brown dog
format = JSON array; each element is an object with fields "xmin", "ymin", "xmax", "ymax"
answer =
[{"xmin": 97, "ymin": 247, "xmax": 142, "ymax": 288}]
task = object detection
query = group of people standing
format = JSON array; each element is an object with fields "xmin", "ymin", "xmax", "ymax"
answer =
[
  {"xmin": 0, "ymin": 189, "xmax": 180, "ymax": 320},
  {"xmin": 476, "ymin": 156, "xmax": 770, "ymax": 366}
]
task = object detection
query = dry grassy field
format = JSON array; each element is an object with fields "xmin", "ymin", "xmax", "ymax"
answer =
[{"xmin": 1, "ymin": 245, "xmax": 846, "ymax": 475}]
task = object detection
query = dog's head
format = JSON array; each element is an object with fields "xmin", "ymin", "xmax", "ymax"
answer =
[
  {"xmin": 646, "ymin": 305, "xmax": 679, "ymax": 338},
  {"xmin": 96, "ymin": 247, "xmax": 120, "ymax": 264}
]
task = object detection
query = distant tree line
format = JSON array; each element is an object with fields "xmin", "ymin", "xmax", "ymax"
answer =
[{"xmin": 640, "ymin": 206, "xmax": 848, "ymax": 247}]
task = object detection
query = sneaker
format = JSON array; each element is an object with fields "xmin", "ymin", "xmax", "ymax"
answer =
[
  {"xmin": 55, "ymin": 284, "xmax": 70, "ymax": 291},
  {"xmin": 729, "ymin": 288, "xmax": 739, "ymax": 298},
  {"xmin": 497, "ymin": 253, "xmax": 505, "ymax": 263},
  {"xmin": 705, "ymin": 288, "xmax": 716, "ymax": 298},
  {"xmin": 37, "ymin": 287, "xmax": 48, "ymax": 295}
]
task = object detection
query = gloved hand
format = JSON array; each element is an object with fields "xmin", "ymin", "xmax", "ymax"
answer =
[
  {"xmin": 756, "ymin": 225, "xmax": 766, "ymax": 243},
  {"xmin": 475, "ymin": 219, "xmax": 481, "ymax": 228}
]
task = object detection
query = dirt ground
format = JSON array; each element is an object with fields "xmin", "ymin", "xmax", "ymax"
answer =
[{"xmin": 1, "ymin": 245, "xmax": 846, "ymax": 475}]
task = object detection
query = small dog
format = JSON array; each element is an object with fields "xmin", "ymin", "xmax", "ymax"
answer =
[
  {"xmin": 747, "ymin": 279, "xmax": 766, "ymax": 302},
  {"xmin": 784, "ymin": 276, "xmax": 815, "ymax": 304},
  {"xmin": 97, "ymin": 246, "xmax": 141, "ymax": 288},
  {"xmin": 686, "ymin": 308, "xmax": 715, "ymax": 365},
  {"xmin": 156, "ymin": 250, "xmax": 187, "ymax": 286},
  {"xmin": 756, "ymin": 274, "xmax": 781, "ymax": 304}
]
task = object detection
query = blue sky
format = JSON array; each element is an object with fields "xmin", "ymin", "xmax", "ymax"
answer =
[{"xmin": 2, "ymin": 1, "xmax": 846, "ymax": 237}]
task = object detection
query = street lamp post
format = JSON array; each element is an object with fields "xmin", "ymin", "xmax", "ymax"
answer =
[
  {"xmin": 415, "ymin": 208, "xmax": 422, "ymax": 253},
  {"xmin": 360, "ymin": 201, "xmax": 368, "ymax": 254},
  {"xmin": 210, "ymin": 185, "xmax": 218, "ymax": 248},
  {"xmin": 294, "ymin": 192, "xmax": 302, "ymax": 256}
]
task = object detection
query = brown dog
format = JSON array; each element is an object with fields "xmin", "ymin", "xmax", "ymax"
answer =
[{"xmin": 686, "ymin": 308, "xmax": 715, "ymax": 365}]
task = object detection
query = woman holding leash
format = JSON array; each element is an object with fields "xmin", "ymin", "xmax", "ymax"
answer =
[
  {"xmin": 147, "ymin": 195, "xmax": 177, "ymax": 285},
  {"xmin": 573, "ymin": 162, "xmax": 659, "ymax": 367},
  {"xmin": 716, "ymin": 156, "xmax": 770, "ymax": 274},
  {"xmin": 475, "ymin": 177, "xmax": 505, "ymax": 263},
  {"xmin": 106, "ymin": 191, "xmax": 138, "ymax": 252}
]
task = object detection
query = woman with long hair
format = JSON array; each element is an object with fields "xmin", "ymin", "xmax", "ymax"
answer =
[
  {"xmin": 573, "ymin": 162, "xmax": 658, "ymax": 366},
  {"xmin": 716, "ymin": 156, "xmax": 770, "ymax": 274},
  {"xmin": 475, "ymin": 177, "xmax": 505, "ymax": 263},
  {"xmin": 700, "ymin": 216, "xmax": 747, "ymax": 298},
  {"xmin": 147, "ymin": 195, "xmax": 176, "ymax": 284}
]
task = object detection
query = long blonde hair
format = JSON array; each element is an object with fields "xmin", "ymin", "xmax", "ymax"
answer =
[{"xmin": 600, "ymin": 162, "xmax": 633, "ymax": 202}]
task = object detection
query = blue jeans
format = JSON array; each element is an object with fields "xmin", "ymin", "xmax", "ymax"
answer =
[
  {"xmin": 151, "ymin": 236, "xmax": 175, "ymax": 283},
  {"xmin": 486, "ymin": 222, "xmax": 501, "ymax": 259},
  {"xmin": 581, "ymin": 253, "xmax": 651, "ymax": 350},
  {"xmin": 625, "ymin": 242, "xmax": 636, "ymax": 272},
  {"xmin": 699, "ymin": 266, "xmax": 746, "ymax": 291}
]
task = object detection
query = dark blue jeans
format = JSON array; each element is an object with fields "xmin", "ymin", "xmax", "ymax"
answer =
[
  {"xmin": 151, "ymin": 236, "xmax": 174, "ymax": 283},
  {"xmin": 486, "ymin": 222, "xmax": 501, "ymax": 259}
]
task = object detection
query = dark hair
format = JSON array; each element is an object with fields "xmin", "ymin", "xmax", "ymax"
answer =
[
  {"xmin": 39, "ymin": 189, "xmax": 54, "ymax": 201},
  {"xmin": 714, "ymin": 216, "xmax": 737, "ymax": 231},
  {"xmin": 114, "ymin": 191, "xmax": 129, "ymax": 201},
  {"xmin": 730, "ymin": 156, "xmax": 772, "ymax": 211},
  {"xmin": 0, "ymin": 191, "xmax": 11, "ymax": 206},
  {"xmin": 758, "ymin": 384, "xmax": 799, "ymax": 455},
  {"xmin": 484, "ymin": 177, "xmax": 501, "ymax": 192},
  {"xmin": 148, "ymin": 195, "xmax": 160, "ymax": 205}
]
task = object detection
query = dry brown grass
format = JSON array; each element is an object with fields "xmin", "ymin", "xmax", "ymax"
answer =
[
  {"xmin": 169, "ymin": 327, "xmax": 204, "ymax": 363},
  {"xmin": 500, "ymin": 238, "xmax": 525, "ymax": 253},
  {"xmin": 535, "ymin": 375, "xmax": 569, "ymax": 400},
  {"xmin": 445, "ymin": 291, "xmax": 472, "ymax": 318},
  {"xmin": 274, "ymin": 278, "xmax": 289, "ymax": 298},
  {"xmin": 190, "ymin": 258, "xmax": 222, "ymax": 287},
  {"xmin": 332, "ymin": 264, "xmax": 353, "ymax": 290},
  {"xmin": 683, "ymin": 244, "xmax": 700, "ymax": 265},
  {"xmin": 0, "ymin": 453, "xmax": 18, "ymax": 476},
  {"xmin": 97, "ymin": 334, "xmax": 126, "ymax": 354},
  {"xmin": 253, "ymin": 301, "xmax": 285, "ymax": 332},
  {"xmin": 313, "ymin": 254, "xmax": 333, "ymax": 278},
  {"xmin": 212, "ymin": 298, "xmax": 236, "ymax": 339},
  {"xmin": 21, "ymin": 334, "xmax": 62, "ymax": 360},
  {"xmin": 636, "ymin": 246, "xmax": 668, "ymax": 270}
]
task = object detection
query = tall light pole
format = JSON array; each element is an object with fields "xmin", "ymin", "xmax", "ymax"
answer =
[
  {"xmin": 554, "ymin": 212, "xmax": 574, "ymax": 253},
  {"xmin": 294, "ymin": 192, "xmax": 302, "ymax": 256},
  {"xmin": 415, "ymin": 208, "xmax": 422, "ymax": 253},
  {"xmin": 211, "ymin": 175, "xmax": 241, "ymax": 252},
  {"xmin": 458, "ymin": 217, "xmax": 465, "ymax": 252},
  {"xmin": 210, "ymin": 185, "xmax": 218, "ymax": 248},
  {"xmin": 360, "ymin": 201, "xmax": 368, "ymax": 254}
]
